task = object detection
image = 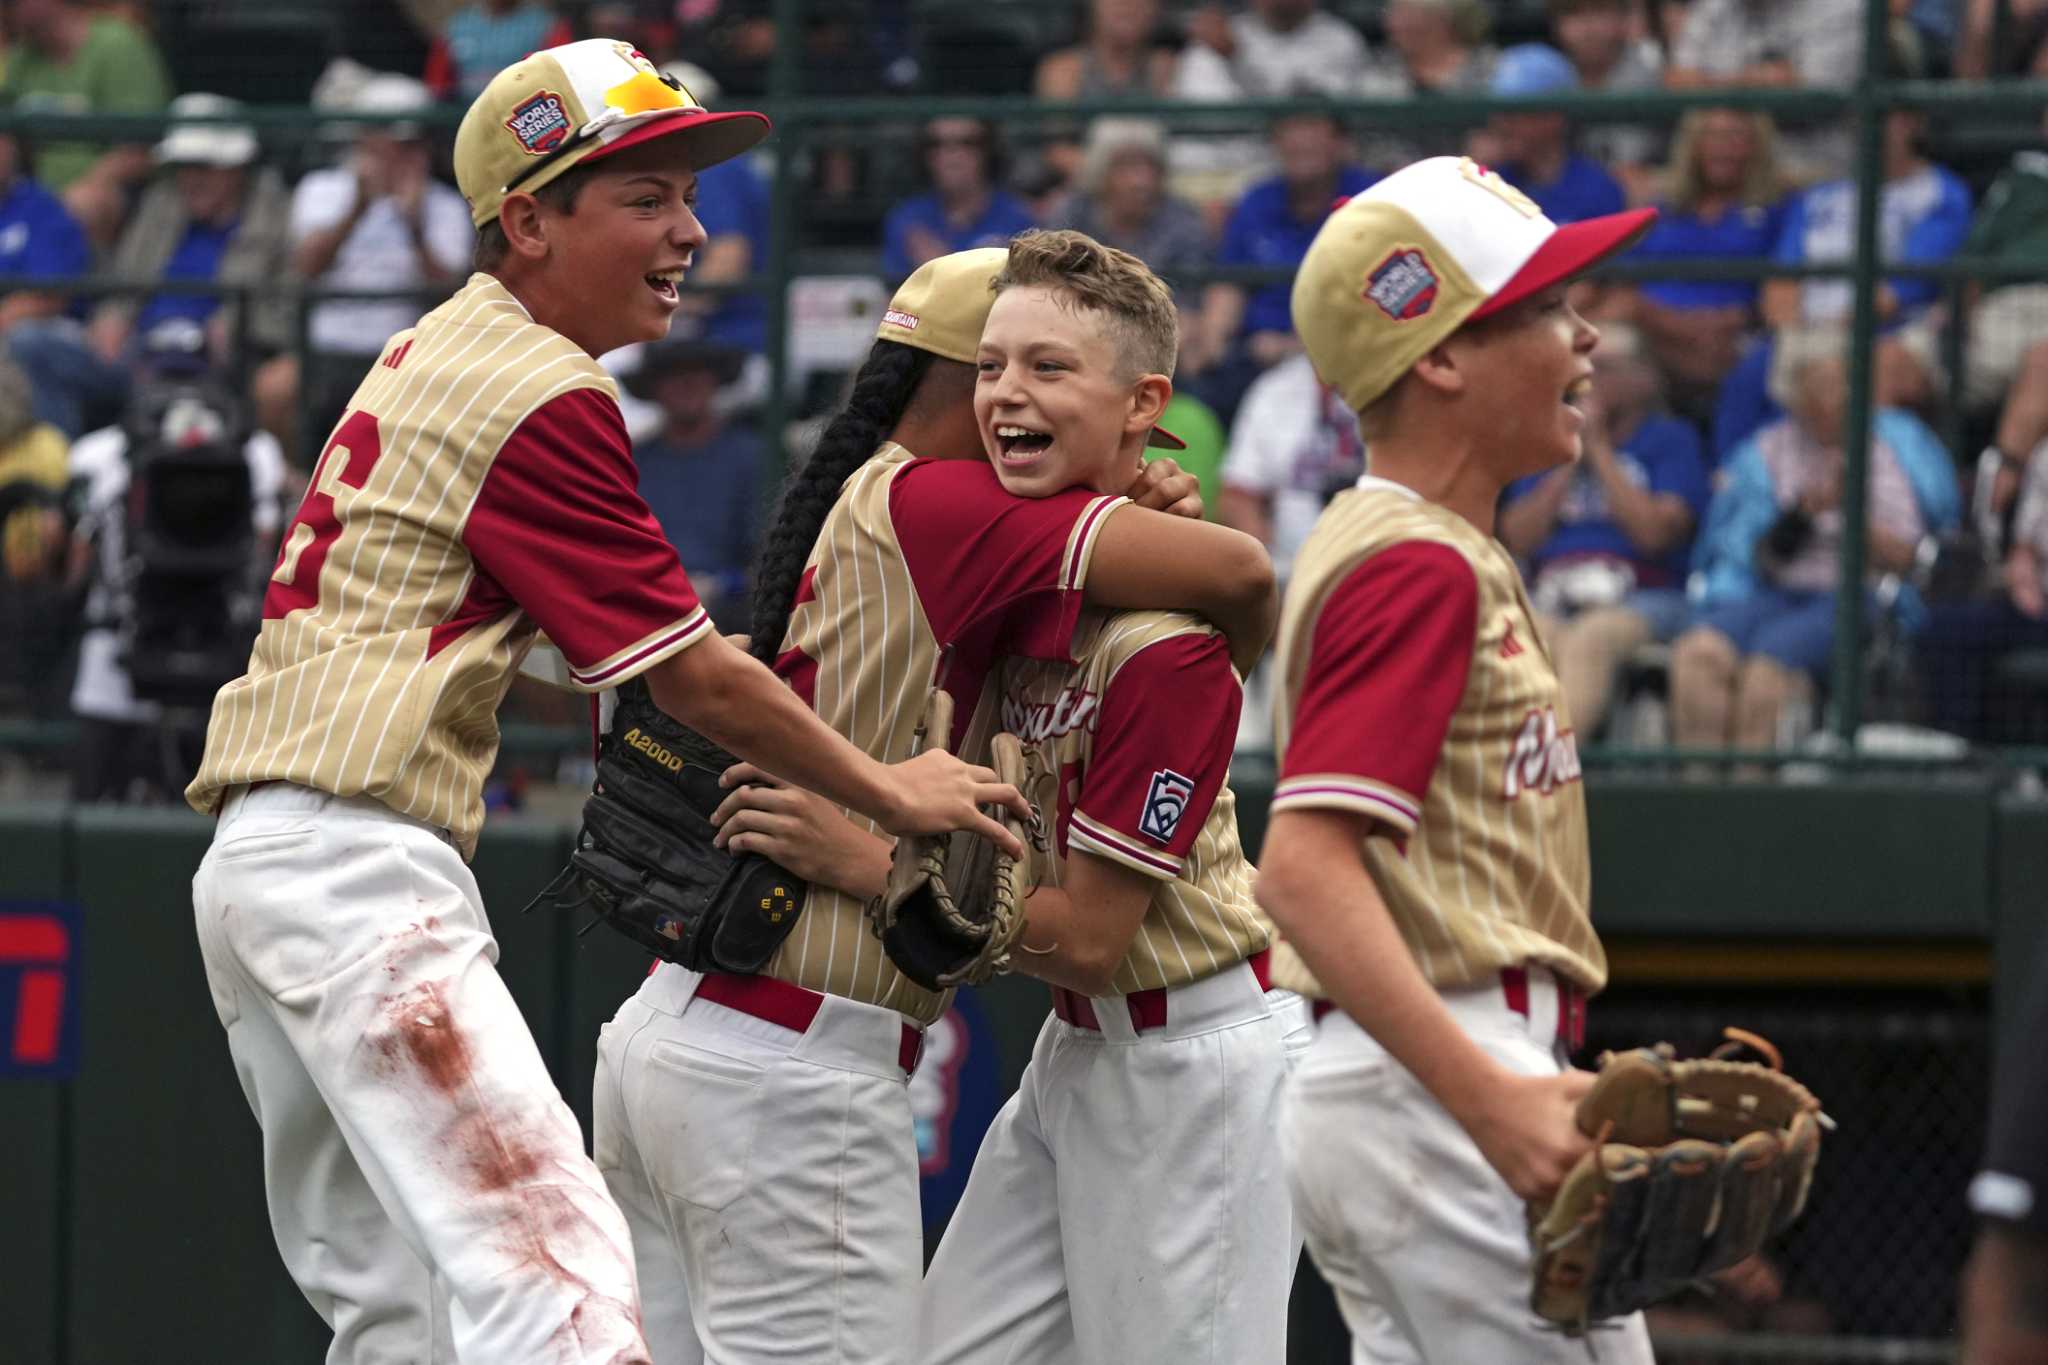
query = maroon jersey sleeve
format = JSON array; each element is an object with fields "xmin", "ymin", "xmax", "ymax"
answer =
[
  {"xmin": 1272, "ymin": 541, "xmax": 1478, "ymax": 837},
  {"xmin": 889, "ymin": 457, "xmax": 1126, "ymax": 665},
  {"xmin": 1068, "ymin": 632, "xmax": 1240, "ymax": 880},
  {"xmin": 464, "ymin": 386, "xmax": 710, "ymax": 690}
]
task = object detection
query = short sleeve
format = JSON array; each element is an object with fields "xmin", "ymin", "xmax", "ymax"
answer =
[
  {"xmin": 1068, "ymin": 632, "xmax": 1239, "ymax": 879},
  {"xmin": 891, "ymin": 458, "xmax": 1128, "ymax": 664},
  {"xmin": 1770, "ymin": 192, "xmax": 1810, "ymax": 265},
  {"xmin": 28, "ymin": 197, "xmax": 89, "ymax": 279},
  {"xmin": 463, "ymin": 386, "xmax": 710, "ymax": 690},
  {"xmin": 1640, "ymin": 419, "xmax": 1711, "ymax": 520},
  {"xmin": 1274, "ymin": 541, "xmax": 1478, "ymax": 836},
  {"xmin": 291, "ymin": 170, "xmax": 352, "ymax": 240},
  {"xmin": 1220, "ymin": 365, "xmax": 1300, "ymax": 493}
]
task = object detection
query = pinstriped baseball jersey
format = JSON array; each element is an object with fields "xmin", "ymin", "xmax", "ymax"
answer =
[
  {"xmin": 767, "ymin": 442, "xmax": 1130, "ymax": 1024},
  {"xmin": 187, "ymin": 273, "xmax": 709, "ymax": 858},
  {"xmin": 997, "ymin": 609, "xmax": 1268, "ymax": 994},
  {"xmin": 1270, "ymin": 475, "xmax": 1604, "ymax": 994}
]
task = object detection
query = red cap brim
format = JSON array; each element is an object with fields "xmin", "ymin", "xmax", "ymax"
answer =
[
  {"xmin": 1468, "ymin": 206, "xmax": 1657, "ymax": 321},
  {"xmin": 579, "ymin": 108, "xmax": 773, "ymax": 177},
  {"xmin": 1146, "ymin": 424, "xmax": 1186, "ymax": 451}
]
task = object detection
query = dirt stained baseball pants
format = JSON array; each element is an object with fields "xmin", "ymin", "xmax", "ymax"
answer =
[{"xmin": 192, "ymin": 782, "xmax": 648, "ymax": 1364}]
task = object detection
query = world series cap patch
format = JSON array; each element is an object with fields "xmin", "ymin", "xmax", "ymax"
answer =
[
  {"xmin": 1364, "ymin": 247, "xmax": 1439, "ymax": 322},
  {"xmin": 507, "ymin": 90, "xmax": 572, "ymax": 155}
]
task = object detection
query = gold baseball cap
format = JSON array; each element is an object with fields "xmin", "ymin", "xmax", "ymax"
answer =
[
  {"xmin": 455, "ymin": 38, "xmax": 771, "ymax": 228},
  {"xmin": 877, "ymin": 247, "xmax": 1185, "ymax": 449},
  {"xmin": 1292, "ymin": 157, "xmax": 1655, "ymax": 413}
]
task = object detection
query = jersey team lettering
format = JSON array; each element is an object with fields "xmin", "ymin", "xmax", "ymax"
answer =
[
  {"xmin": 1001, "ymin": 686, "xmax": 1099, "ymax": 744},
  {"xmin": 1503, "ymin": 707, "xmax": 1582, "ymax": 800}
]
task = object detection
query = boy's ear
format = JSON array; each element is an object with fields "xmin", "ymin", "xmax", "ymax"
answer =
[
  {"xmin": 498, "ymin": 192, "xmax": 550, "ymax": 262},
  {"xmin": 1124, "ymin": 373, "xmax": 1172, "ymax": 436}
]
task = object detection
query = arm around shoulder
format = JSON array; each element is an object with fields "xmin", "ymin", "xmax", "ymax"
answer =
[{"xmin": 1085, "ymin": 504, "xmax": 1277, "ymax": 674}]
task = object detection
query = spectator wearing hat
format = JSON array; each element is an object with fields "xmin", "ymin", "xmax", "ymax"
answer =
[
  {"xmin": 627, "ymin": 337, "xmax": 763, "ymax": 631},
  {"xmin": 1486, "ymin": 44, "xmax": 1626, "ymax": 227},
  {"xmin": 1186, "ymin": 113, "xmax": 1377, "ymax": 422},
  {"xmin": 86, "ymin": 94, "xmax": 295, "ymax": 370},
  {"xmin": 423, "ymin": 0, "xmax": 575, "ymax": 105},
  {"xmin": 252, "ymin": 73, "xmax": 470, "ymax": 457},
  {"xmin": 1548, "ymin": 0, "xmax": 1665, "ymax": 197},
  {"xmin": 1053, "ymin": 119, "xmax": 1210, "ymax": 301},
  {"xmin": 0, "ymin": 0, "xmax": 173, "ymax": 249},
  {"xmin": 880, "ymin": 117, "xmax": 1036, "ymax": 285}
]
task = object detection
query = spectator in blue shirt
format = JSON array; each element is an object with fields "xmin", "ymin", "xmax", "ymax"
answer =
[
  {"xmin": 1628, "ymin": 107, "xmax": 1790, "ymax": 407},
  {"xmin": 0, "ymin": 128, "xmax": 90, "ymax": 334},
  {"xmin": 423, "ymin": 1, "xmax": 573, "ymax": 104},
  {"xmin": 1498, "ymin": 322, "xmax": 1710, "ymax": 738},
  {"xmin": 627, "ymin": 337, "xmax": 763, "ymax": 631},
  {"xmin": 881, "ymin": 117, "xmax": 1036, "ymax": 284},
  {"xmin": 1758, "ymin": 56, "xmax": 1971, "ymax": 410},
  {"xmin": 1187, "ymin": 112, "xmax": 1376, "ymax": 422},
  {"xmin": 658, "ymin": 61, "xmax": 770, "ymax": 359},
  {"xmin": 1485, "ymin": 44, "xmax": 1625, "ymax": 226}
]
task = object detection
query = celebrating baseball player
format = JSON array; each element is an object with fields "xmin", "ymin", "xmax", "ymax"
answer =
[
  {"xmin": 907, "ymin": 230, "xmax": 1312, "ymax": 1364},
  {"xmin": 587, "ymin": 239, "xmax": 1276, "ymax": 1364},
  {"xmin": 1254, "ymin": 157, "xmax": 1662, "ymax": 1363},
  {"xmin": 185, "ymin": 41, "xmax": 1029, "ymax": 1364}
]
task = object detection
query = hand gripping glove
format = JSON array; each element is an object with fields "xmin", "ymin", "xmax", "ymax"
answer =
[
  {"xmin": 1529, "ymin": 1028, "xmax": 1830, "ymax": 1333},
  {"xmin": 865, "ymin": 689, "xmax": 1033, "ymax": 991},
  {"xmin": 523, "ymin": 678, "xmax": 805, "ymax": 972}
]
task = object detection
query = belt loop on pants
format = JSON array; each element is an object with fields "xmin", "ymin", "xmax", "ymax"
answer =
[
  {"xmin": 692, "ymin": 971, "xmax": 925, "ymax": 1074},
  {"xmin": 1050, "ymin": 949, "xmax": 1271, "ymax": 1034},
  {"xmin": 1499, "ymin": 965, "xmax": 1587, "ymax": 1049}
]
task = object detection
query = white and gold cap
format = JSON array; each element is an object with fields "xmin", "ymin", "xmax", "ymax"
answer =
[
  {"xmin": 1292, "ymin": 156, "xmax": 1656, "ymax": 413},
  {"xmin": 455, "ymin": 38, "xmax": 770, "ymax": 228}
]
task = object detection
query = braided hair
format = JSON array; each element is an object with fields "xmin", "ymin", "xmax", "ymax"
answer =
[{"xmin": 747, "ymin": 339, "xmax": 937, "ymax": 664}]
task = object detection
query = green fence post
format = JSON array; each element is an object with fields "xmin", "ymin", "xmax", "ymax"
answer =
[
  {"xmin": 1830, "ymin": 0, "xmax": 1894, "ymax": 750},
  {"xmin": 760, "ymin": 0, "xmax": 805, "ymax": 510}
]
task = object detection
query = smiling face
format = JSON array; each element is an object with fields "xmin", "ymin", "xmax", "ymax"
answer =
[
  {"xmin": 975, "ymin": 285, "xmax": 1160, "ymax": 498},
  {"xmin": 1691, "ymin": 108, "xmax": 1758, "ymax": 194},
  {"xmin": 1441, "ymin": 283, "xmax": 1600, "ymax": 478},
  {"xmin": 529, "ymin": 138, "xmax": 707, "ymax": 355}
]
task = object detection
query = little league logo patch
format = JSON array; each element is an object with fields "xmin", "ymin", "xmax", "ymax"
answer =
[
  {"xmin": 506, "ymin": 90, "xmax": 572, "ymax": 155},
  {"xmin": 1364, "ymin": 247, "xmax": 1439, "ymax": 322},
  {"xmin": 1139, "ymin": 769, "xmax": 1195, "ymax": 845}
]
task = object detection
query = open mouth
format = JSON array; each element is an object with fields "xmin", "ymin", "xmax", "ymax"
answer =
[
  {"xmin": 1562, "ymin": 376, "xmax": 1593, "ymax": 409},
  {"xmin": 645, "ymin": 267, "xmax": 685, "ymax": 304},
  {"xmin": 994, "ymin": 424, "xmax": 1053, "ymax": 463}
]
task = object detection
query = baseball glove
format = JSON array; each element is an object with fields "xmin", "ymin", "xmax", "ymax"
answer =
[
  {"xmin": 524, "ymin": 678, "xmax": 805, "ymax": 972},
  {"xmin": 866, "ymin": 690, "xmax": 1033, "ymax": 991},
  {"xmin": 1529, "ymin": 1028, "xmax": 1830, "ymax": 1333}
]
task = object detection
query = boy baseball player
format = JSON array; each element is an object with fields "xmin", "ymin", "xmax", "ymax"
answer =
[
  {"xmin": 591, "ymin": 242, "xmax": 1277, "ymax": 1364},
  {"xmin": 1254, "ymin": 156, "xmax": 1659, "ymax": 1363},
  {"xmin": 912, "ymin": 230, "xmax": 1311, "ymax": 1364},
  {"xmin": 186, "ymin": 42, "xmax": 1024, "ymax": 1364}
]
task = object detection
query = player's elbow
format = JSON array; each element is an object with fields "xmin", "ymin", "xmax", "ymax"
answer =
[
  {"xmin": 646, "ymin": 636, "xmax": 751, "ymax": 742},
  {"xmin": 1063, "ymin": 940, "xmax": 1127, "ymax": 998},
  {"xmin": 1253, "ymin": 821, "xmax": 1328, "ymax": 938},
  {"xmin": 1215, "ymin": 530, "xmax": 1277, "ymax": 608}
]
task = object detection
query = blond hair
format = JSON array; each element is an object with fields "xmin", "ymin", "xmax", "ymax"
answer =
[
  {"xmin": 1664, "ymin": 108, "xmax": 1789, "ymax": 214},
  {"xmin": 991, "ymin": 228, "xmax": 1179, "ymax": 379}
]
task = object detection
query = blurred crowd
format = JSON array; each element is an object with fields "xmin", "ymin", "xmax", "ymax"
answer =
[{"xmin": 5, "ymin": 0, "xmax": 2048, "ymax": 803}]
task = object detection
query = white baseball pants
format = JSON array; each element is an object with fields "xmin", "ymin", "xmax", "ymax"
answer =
[
  {"xmin": 592, "ymin": 964, "xmax": 924, "ymax": 1365},
  {"xmin": 918, "ymin": 963, "xmax": 1314, "ymax": 1365},
  {"xmin": 191, "ymin": 782, "xmax": 648, "ymax": 1365},
  {"xmin": 1281, "ymin": 966, "xmax": 1657, "ymax": 1364}
]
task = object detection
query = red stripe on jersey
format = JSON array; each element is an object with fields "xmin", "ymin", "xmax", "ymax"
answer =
[
  {"xmin": 775, "ymin": 646, "xmax": 819, "ymax": 707},
  {"xmin": 792, "ymin": 564, "xmax": 818, "ymax": 609},
  {"xmin": 426, "ymin": 566, "xmax": 516, "ymax": 661},
  {"xmin": 1280, "ymin": 541, "xmax": 1477, "ymax": 814}
]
